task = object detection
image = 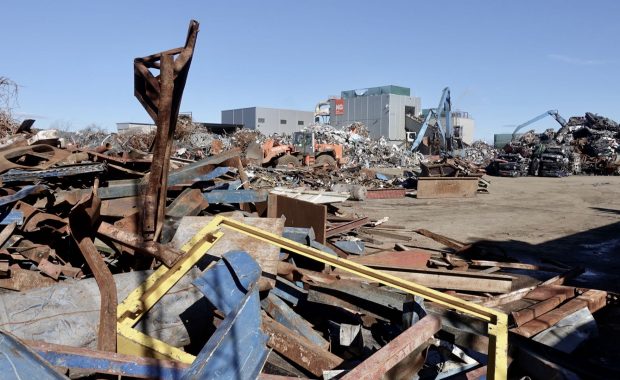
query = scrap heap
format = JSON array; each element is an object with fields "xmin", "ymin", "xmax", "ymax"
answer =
[
  {"xmin": 489, "ymin": 112, "xmax": 620, "ymax": 177},
  {"xmin": 0, "ymin": 20, "xmax": 616, "ymax": 380}
]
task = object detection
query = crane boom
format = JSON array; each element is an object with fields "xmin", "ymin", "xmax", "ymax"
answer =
[
  {"xmin": 511, "ymin": 110, "xmax": 567, "ymax": 141},
  {"xmin": 410, "ymin": 87, "xmax": 452, "ymax": 152}
]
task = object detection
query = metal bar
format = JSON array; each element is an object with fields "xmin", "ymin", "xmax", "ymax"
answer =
[
  {"xmin": 203, "ymin": 189, "xmax": 268, "ymax": 204},
  {"xmin": 325, "ymin": 217, "xmax": 369, "ymax": 237},
  {"xmin": 69, "ymin": 193, "xmax": 117, "ymax": 353},
  {"xmin": 340, "ymin": 315, "xmax": 440, "ymax": 380},
  {"xmin": 97, "ymin": 221, "xmax": 184, "ymax": 267}
]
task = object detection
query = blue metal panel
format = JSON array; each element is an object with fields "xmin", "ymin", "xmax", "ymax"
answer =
[
  {"xmin": 261, "ymin": 293, "xmax": 328, "ymax": 348},
  {"xmin": 0, "ymin": 184, "xmax": 47, "ymax": 207},
  {"xmin": 271, "ymin": 276, "xmax": 308, "ymax": 306},
  {"xmin": 0, "ymin": 331, "xmax": 67, "ymax": 379},
  {"xmin": 0, "ymin": 209, "xmax": 23, "ymax": 225},
  {"xmin": 185, "ymin": 251, "xmax": 269, "ymax": 380},
  {"xmin": 310, "ymin": 240, "xmax": 338, "ymax": 256},
  {"xmin": 282, "ymin": 227, "xmax": 315, "ymax": 245},
  {"xmin": 193, "ymin": 251, "xmax": 262, "ymax": 314},
  {"xmin": 333, "ymin": 240, "xmax": 365, "ymax": 255},
  {"xmin": 203, "ymin": 190, "xmax": 267, "ymax": 204},
  {"xmin": 191, "ymin": 166, "xmax": 234, "ymax": 182}
]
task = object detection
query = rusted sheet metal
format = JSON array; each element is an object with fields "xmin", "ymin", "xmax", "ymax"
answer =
[
  {"xmin": 325, "ymin": 217, "xmax": 369, "ymax": 237},
  {"xmin": 136, "ymin": 20, "xmax": 199, "ymax": 241},
  {"xmin": 0, "ymin": 184, "xmax": 47, "ymax": 206},
  {"xmin": 416, "ymin": 176, "xmax": 478, "ymax": 199},
  {"xmin": 0, "ymin": 144, "xmax": 70, "ymax": 174},
  {"xmin": 512, "ymin": 289, "xmax": 607, "ymax": 337},
  {"xmin": 69, "ymin": 193, "xmax": 117, "ymax": 352},
  {"xmin": 348, "ymin": 249, "xmax": 431, "ymax": 270},
  {"xmin": 262, "ymin": 293, "xmax": 330, "ymax": 349},
  {"xmin": 100, "ymin": 197, "xmax": 140, "ymax": 218},
  {"xmin": 262, "ymin": 314, "xmax": 343, "ymax": 377},
  {"xmin": 165, "ymin": 188, "xmax": 208, "ymax": 218},
  {"xmin": 97, "ymin": 221, "xmax": 183, "ymax": 267},
  {"xmin": 341, "ymin": 315, "xmax": 441, "ymax": 380},
  {"xmin": 27, "ymin": 340, "xmax": 188, "ymax": 379},
  {"xmin": 310, "ymin": 278, "xmax": 410, "ymax": 312},
  {"xmin": 267, "ymin": 193, "xmax": 327, "ymax": 244},
  {"xmin": 365, "ymin": 188, "xmax": 407, "ymax": 199},
  {"xmin": 0, "ymin": 266, "xmax": 57, "ymax": 291}
]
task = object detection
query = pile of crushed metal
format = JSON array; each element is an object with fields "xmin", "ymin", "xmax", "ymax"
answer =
[{"xmin": 488, "ymin": 112, "xmax": 620, "ymax": 177}]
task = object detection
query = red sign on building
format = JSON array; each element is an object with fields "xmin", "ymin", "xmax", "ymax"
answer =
[{"xmin": 335, "ymin": 99, "xmax": 345, "ymax": 115}]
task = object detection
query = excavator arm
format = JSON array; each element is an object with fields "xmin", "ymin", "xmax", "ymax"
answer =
[
  {"xmin": 410, "ymin": 87, "xmax": 452, "ymax": 153},
  {"xmin": 511, "ymin": 110, "xmax": 567, "ymax": 141}
]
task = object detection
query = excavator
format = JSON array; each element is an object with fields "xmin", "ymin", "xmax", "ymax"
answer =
[
  {"xmin": 408, "ymin": 87, "xmax": 463, "ymax": 155},
  {"xmin": 246, "ymin": 131, "xmax": 345, "ymax": 168}
]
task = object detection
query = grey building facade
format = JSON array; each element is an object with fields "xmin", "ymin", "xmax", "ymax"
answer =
[
  {"xmin": 328, "ymin": 85, "xmax": 422, "ymax": 141},
  {"xmin": 221, "ymin": 107, "xmax": 314, "ymax": 135}
]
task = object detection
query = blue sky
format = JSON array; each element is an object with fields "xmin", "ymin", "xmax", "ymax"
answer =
[{"xmin": 2, "ymin": 1, "xmax": 619, "ymax": 141}]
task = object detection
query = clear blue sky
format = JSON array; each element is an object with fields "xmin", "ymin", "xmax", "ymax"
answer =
[{"xmin": 2, "ymin": 1, "xmax": 619, "ymax": 141}]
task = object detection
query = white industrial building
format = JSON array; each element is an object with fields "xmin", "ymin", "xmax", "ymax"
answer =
[
  {"xmin": 221, "ymin": 107, "xmax": 315, "ymax": 135},
  {"xmin": 328, "ymin": 85, "xmax": 422, "ymax": 142}
]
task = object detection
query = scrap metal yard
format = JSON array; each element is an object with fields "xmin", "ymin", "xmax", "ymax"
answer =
[{"xmin": 1, "ymin": 4, "xmax": 620, "ymax": 380}]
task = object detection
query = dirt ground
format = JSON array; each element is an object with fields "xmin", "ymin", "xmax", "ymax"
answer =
[{"xmin": 344, "ymin": 175, "xmax": 620, "ymax": 292}]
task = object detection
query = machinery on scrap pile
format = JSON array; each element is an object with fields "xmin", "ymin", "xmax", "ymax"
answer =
[
  {"xmin": 407, "ymin": 87, "xmax": 464, "ymax": 156},
  {"xmin": 488, "ymin": 110, "xmax": 572, "ymax": 177},
  {"xmin": 246, "ymin": 131, "xmax": 345, "ymax": 168}
]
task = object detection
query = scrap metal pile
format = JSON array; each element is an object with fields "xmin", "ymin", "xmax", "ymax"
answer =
[
  {"xmin": 1, "ymin": 20, "xmax": 617, "ymax": 380},
  {"xmin": 489, "ymin": 112, "xmax": 620, "ymax": 177}
]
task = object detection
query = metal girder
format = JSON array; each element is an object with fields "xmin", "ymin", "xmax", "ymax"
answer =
[
  {"xmin": 200, "ymin": 216, "xmax": 509, "ymax": 380},
  {"xmin": 135, "ymin": 20, "xmax": 199, "ymax": 241}
]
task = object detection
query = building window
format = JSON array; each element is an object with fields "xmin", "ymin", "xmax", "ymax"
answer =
[
  {"xmin": 257, "ymin": 118, "xmax": 265, "ymax": 123},
  {"xmin": 280, "ymin": 119, "xmax": 287, "ymax": 124},
  {"xmin": 297, "ymin": 120, "xmax": 304, "ymax": 126}
]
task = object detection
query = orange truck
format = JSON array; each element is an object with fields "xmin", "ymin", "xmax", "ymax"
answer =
[{"xmin": 246, "ymin": 131, "xmax": 345, "ymax": 168}]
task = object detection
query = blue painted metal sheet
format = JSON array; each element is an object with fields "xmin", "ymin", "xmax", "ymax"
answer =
[
  {"xmin": 191, "ymin": 166, "xmax": 234, "ymax": 183},
  {"xmin": 0, "ymin": 331, "xmax": 67, "ymax": 379},
  {"xmin": 261, "ymin": 293, "xmax": 328, "ymax": 349},
  {"xmin": 271, "ymin": 276, "xmax": 307, "ymax": 306},
  {"xmin": 185, "ymin": 251, "xmax": 269, "ymax": 380},
  {"xmin": 203, "ymin": 190, "xmax": 267, "ymax": 204},
  {"xmin": 333, "ymin": 240, "xmax": 365, "ymax": 255},
  {"xmin": 0, "ymin": 209, "xmax": 23, "ymax": 225},
  {"xmin": 310, "ymin": 240, "xmax": 338, "ymax": 256},
  {"xmin": 282, "ymin": 227, "xmax": 315, "ymax": 245},
  {"xmin": 0, "ymin": 184, "xmax": 47, "ymax": 207}
]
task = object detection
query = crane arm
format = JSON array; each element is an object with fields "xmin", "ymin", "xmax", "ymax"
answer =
[
  {"xmin": 410, "ymin": 87, "xmax": 451, "ymax": 152},
  {"xmin": 511, "ymin": 109, "xmax": 566, "ymax": 141}
]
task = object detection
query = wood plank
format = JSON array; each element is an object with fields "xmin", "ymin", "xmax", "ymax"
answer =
[
  {"xmin": 511, "ymin": 292, "xmax": 573, "ymax": 326},
  {"xmin": 511, "ymin": 289, "xmax": 607, "ymax": 337},
  {"xmin": 335, "ymin": 267, "xmax": 513, "ymax": 293},
  {"xmin": 267, "ymin": 194, "xmax": 326, "ymax": 244}
]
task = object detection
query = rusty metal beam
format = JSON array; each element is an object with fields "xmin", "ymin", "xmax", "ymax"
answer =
[
  {"xmin": 261, "ymin": 313, "xmax": 343, "ymax": 377},
  {"xmin": 341, "ymin": 315, "xmax": 441, "ymax": 380},
  {"xmin": 68, "ymin": 193, "xmax": 117, "ymax": 352},
  {"xmin": 325, "ymin": 217, "xmax": 369, "ymax": 237},
  {"xmin": 135, "ymin": 20, "xmax": 199, "ymax": 241},
  {"xmin": 97, "ymin": 221, "xmax": 184, "ymax": 267}
]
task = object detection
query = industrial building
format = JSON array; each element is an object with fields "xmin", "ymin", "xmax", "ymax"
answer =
[
  {"xmin": 221, "ymin": 107, "xmax": 314, "ymax": 135},
  {"xmin": 328, "ymin": 85, "xmax": 422, "ymax": 142},
  {"xmin": 437, "ymin": 111, "xmax": 476, "ymax": 146}
]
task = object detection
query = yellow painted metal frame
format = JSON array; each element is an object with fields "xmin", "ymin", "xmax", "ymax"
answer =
[{"xmin": 116, "ymin": 216, "xmax": 508, "ymax": 379}]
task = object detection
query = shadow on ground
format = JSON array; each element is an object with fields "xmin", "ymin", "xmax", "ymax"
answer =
[{"xmin": 466, "ymin": 219, "xmax": 620, "ymax": 292}]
